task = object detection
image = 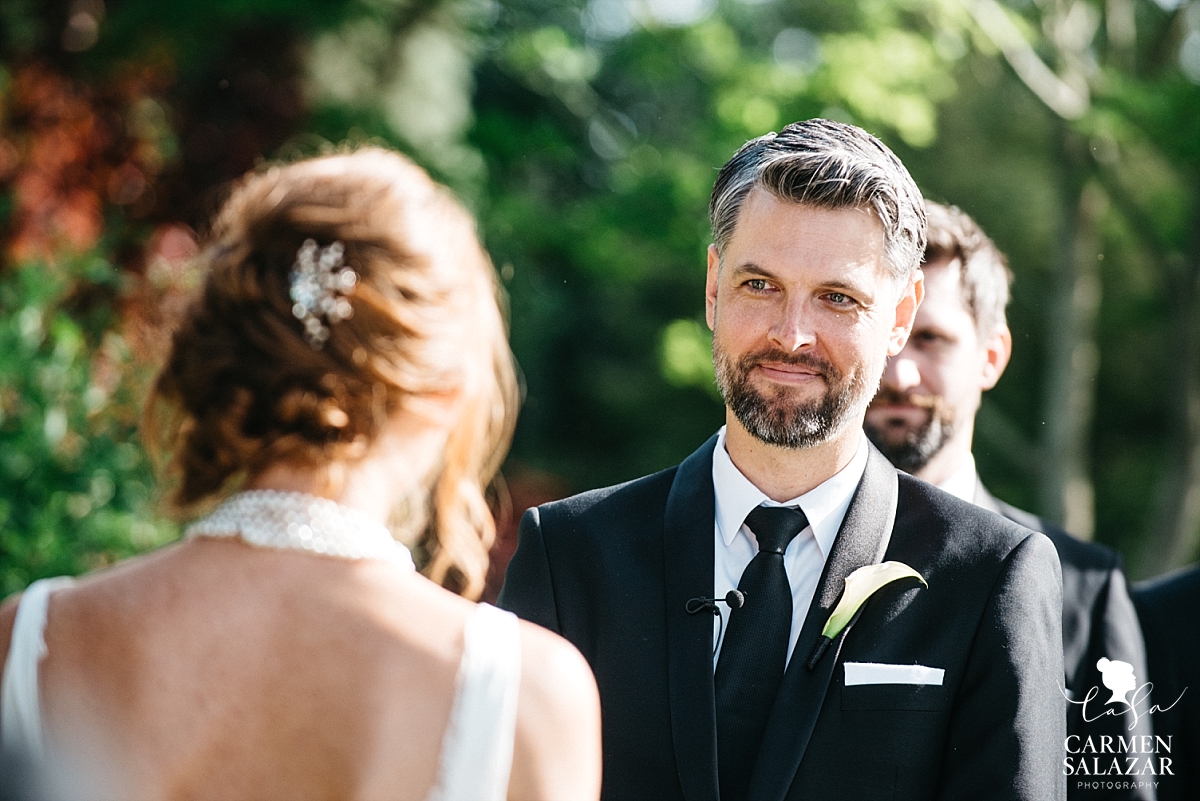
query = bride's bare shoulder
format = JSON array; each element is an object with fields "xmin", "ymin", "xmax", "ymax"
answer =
[
  {"xmin": 516, "ymin": 621, "xmax": 596, "ymax": 700},
  {"xmin": 0, "ymin": 547, "xmax": 181, "ymax": 671},
  {"xmin": 510, "ymin": 621, "xmax": 602, "ymax": 801}
]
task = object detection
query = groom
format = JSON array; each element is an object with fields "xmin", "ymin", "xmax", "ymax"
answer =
[{"xmin": 499, "ymin": 119, "xmax": 1065, "ymax": 801}]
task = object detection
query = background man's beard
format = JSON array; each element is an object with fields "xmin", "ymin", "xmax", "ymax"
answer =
[
  {"xmin": 713, "ymin": 345, "xmax": 873, "ymax": 449},
  {"xmin": 864, "ymin": 396, "xmax": 956, "ymax": 474}
]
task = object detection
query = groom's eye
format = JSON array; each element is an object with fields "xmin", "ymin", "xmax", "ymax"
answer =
[
  {"xmin": 745, "ymin": 279, "xmax": 769, "ymax": 292},
  {"xmin": 825, "ymin": 292, "xmax": 855, "ymax": 306}
]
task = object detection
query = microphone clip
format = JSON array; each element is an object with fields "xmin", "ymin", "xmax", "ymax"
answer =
[
  {"xmin": 685, "ymin": 589, "xmax": 745, "ymax": 615},
  {"xmin": 686, "ymin": 591, "xmax": 746, "ymax": 657}
]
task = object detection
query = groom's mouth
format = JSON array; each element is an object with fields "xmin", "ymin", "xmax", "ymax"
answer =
[{"xmin": 754, "ymin": 362, "xmax": 823, "ymax": 385}]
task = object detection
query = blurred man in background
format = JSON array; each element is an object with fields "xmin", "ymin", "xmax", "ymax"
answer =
[
  {"xmin": 865, "ymin": 201, "xmax": 1151, "ymax": 801},
  {"xmin": 1132, "ymin": 566, "xmax": 1200, "ymax": 801}
]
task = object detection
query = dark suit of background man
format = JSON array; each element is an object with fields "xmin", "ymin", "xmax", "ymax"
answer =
[
  {"xmin": 864, "ymin": 202, "xmax": 1152, "ymax": 801},
  {"xmin": 500, "ymin": 119, "xmax": 1065, "ymax": 801},
  {"xmin": 1132, "ymin": 566, "xmax": 1200, "ymax": 801}
]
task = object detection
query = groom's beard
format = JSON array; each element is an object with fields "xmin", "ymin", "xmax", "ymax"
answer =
[
  {"xmin": 864, "ymin": 387, "xmax": 956, "ymax": 474},
  {"xmin": 713, "ymin": 343, "xmax": 873, "ymax": 449}
]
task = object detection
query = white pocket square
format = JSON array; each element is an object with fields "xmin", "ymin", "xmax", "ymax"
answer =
[{"xmin": 844, "ymin": 662, "xmax": 945, "ymax": 686}]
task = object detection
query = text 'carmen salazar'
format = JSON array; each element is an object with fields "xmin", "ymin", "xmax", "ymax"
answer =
[{"xmin": 1063, "ymin": 735, "xmax": 1173, "ymax": 776}]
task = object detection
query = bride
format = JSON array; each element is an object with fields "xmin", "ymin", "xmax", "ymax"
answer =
[{"xmin": 0, "ymin": 149, "xmax": 601, "ymax": 800}]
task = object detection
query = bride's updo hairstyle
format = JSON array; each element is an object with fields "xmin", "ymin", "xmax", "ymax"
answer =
[{"xmin": 148, "ymin": 148, "xmax": 517, "ymax": 599}]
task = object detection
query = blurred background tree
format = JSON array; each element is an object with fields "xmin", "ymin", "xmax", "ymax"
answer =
[{"xmin": 0, "ymin": 0, "xmax": 1197, "ymax": 595}]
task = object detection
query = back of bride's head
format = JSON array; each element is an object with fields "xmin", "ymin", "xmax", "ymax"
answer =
[{"xmin": 149, "ymin": 148, "xmax": 516, "ymax": 598}]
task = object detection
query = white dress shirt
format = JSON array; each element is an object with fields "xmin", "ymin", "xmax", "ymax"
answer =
[
  {"xmin": 936, "ymin": 453, "xmax": 977, "ymax": 504},
  {"xmin": 710, "ymin": 426, "xmax": 869, "ymax": 666}
]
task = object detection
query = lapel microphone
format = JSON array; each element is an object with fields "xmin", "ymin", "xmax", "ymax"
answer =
[
  {"xmin": 686, "ymin": 591, "xmax": 745, "ymax": 656},
  {"xmin": 685, "ymin": 590, "xmax": 745, "ymax": 615}
]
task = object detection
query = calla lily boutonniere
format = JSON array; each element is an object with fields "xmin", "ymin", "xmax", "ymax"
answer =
[{"xmin": 806, "ymin": 561, "xmax": 927, "ymax": 670}]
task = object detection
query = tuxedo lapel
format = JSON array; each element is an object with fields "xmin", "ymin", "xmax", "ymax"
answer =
[
  {"xmin": 746, "ymin": 443, "xmax": 900, "ymax": 801},
  {"xmin": 664, "ymin": 435, "xmax": 721, "ymax": 801}
]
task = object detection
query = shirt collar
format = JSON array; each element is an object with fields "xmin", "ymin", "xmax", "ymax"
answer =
[
  {"xmin": 711, "ymin": 426, "xmax": 869, "ymax": 559},
  {"xmin": 936, "ymin": 453, "xmax": 978, "ymax": 504}
]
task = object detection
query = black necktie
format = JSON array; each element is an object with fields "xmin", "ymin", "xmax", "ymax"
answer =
[{"xmin": 715, "ymin": 505, "xmax": 809, "ymax": 801}]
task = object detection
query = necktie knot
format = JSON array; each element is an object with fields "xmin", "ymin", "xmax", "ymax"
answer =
[{"xmin": 744, "ymin": 505, "xmax": 808, "ymax": 555}]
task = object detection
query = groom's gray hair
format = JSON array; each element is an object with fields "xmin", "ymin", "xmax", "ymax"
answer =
[{"xmin": 709, "ymin": 119, "xmax": 927, "ymax": 280}]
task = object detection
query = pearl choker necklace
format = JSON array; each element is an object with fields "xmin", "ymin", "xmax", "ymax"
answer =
[{"xmin": 185, "ymin": 490, "xmax": 415, "ymax": 570}]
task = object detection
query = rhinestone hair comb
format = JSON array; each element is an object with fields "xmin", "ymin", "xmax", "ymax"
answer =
[{"xmin": 289, "ymin": 239, "xmax": 358, "ymax": 348}]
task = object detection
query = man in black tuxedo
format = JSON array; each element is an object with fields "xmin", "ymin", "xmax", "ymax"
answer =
[
  {"xmin": 864, "ymin": 203, "xmax": 1151, "ymax": 801},
  {"xmin": 500, "ymin": 119, "xmax": 1065, "ymax": 801},
  {"xmin": 1132, "ymin": 567, "xmax": 1200, "ymax": 801}
]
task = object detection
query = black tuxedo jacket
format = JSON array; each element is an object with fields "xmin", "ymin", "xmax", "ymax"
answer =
[
  {"xmin": 975, "ymin": 485, "xmax": 1153, "ymax": 801},
  {"xmin": 1132, "ymin": 566, "xmax": 1200, "ymax": 801},
  {"xmin": 500, "ymin": 437, "xmax": 1066, "ymax": 801}
]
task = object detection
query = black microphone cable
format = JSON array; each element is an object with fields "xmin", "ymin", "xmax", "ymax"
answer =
[{"xmin": 685, "ymin": 590, "xmax": 745, "ymax": 656}]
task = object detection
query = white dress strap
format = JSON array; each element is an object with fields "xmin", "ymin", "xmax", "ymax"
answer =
[
  {"xmin": 427, "ymin": 603, "xmax": 522, "ymax": 801},
  {"xmin": 1, "ymin": 576, "xmax": 75, "ymax": 758}
]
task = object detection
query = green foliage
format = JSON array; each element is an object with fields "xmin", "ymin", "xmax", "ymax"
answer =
[
  {"xmin": 3, "ymin": 0, "xmax": 1200, "ymax": 586},
  {"xmin": 818, "ymin": 29, "xmax": 955, "ymax": 146},
  {"xmin": 0, "ymin": 261, "xmax": 175, "ymax": 595},
  {"xmin": 466, "ymin": 0, "xmax": 967, "ymax": 487},
  {"xmin": 660, "ymin": 318, "xmax": 719, "ymax": 399}
]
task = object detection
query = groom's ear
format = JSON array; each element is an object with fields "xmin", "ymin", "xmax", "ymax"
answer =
[
  {"xmin": 706, "ymin": 245, "xmax": 720, "ymax": 331},
  {"xmin": 979, "ymin": 325, "xmax": 1012, "ymax": 391},
  {"xmin": 886, "ymin": 269, "xmax": 923, "ymax": 356}
]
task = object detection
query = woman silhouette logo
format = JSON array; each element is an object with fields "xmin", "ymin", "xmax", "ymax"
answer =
[{"xmin": 1096, "ymin": 657, "xmax": 1137, "ymax": 705}]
